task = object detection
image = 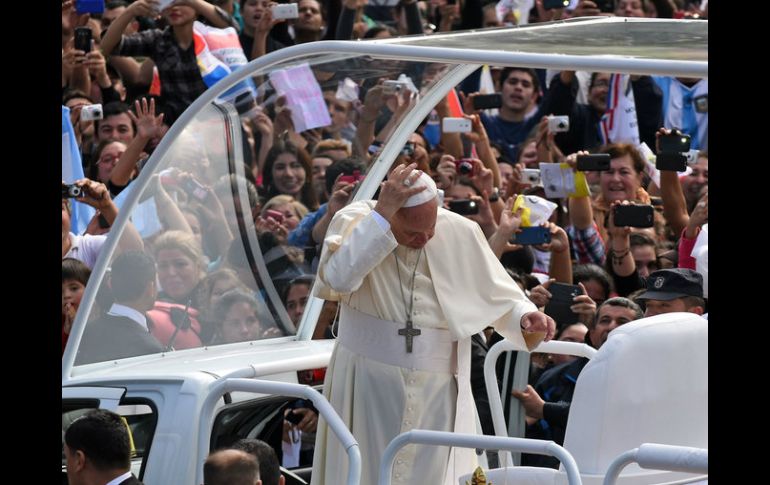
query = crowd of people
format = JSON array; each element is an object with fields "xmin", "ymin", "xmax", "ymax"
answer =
[{"xmin": 62, "ymin": 0, "xmax": 708, "ymax": 483}]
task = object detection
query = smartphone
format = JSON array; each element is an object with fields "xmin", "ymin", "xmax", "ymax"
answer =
[
  {"xmin": 442, "ymin": 117, "xmax": 472, "ymax": 133},
  {"xmin": 543, "ymin": 282, "xmax": 583, "ymax": 328},
  {"xmin": 339, "ymin": 170, "xmax": 364, "ymax": 184},
  {"xmin": 285, "ymin": 409, "xmax": 303, "ymax": 425},
  {"xmin": 543, "ymin": 0, "xmax": 570, "ymax": 9},
  {"xmin": 400, "ymin": 142, "xmax": 415, "ymax": 157},
  {"xmin": 613, "ymin": 204, "xmax": 654, "ymax": 228},
  {"xmin": 74, "ymin": 27, "xmax": 92, "ymax": 53},
  {"xmin": 473, "ymin": 93, "xmax": 502, "ymax": 110},
  {"xmin": 265, "ymin": 209, "xmax": 285, "ymax": 223},
  {"xmin": 656, "ymin": 152, "xmax": 687, "ymax": 172},
  {"xmin": 576, "ymin": 153, "xmax": 611, "ymax": 171},
  {"xmin": 658, "ymin": 132, "xmax": 691, "ymax": 154},
  {"xmin": 509, "ymin": 226, "xmax": 552, "ymax": 245},
  {"xmin": 76, "ymin": 0, "xmax": 105, "ymax": 14},
  {"xmin": 593, "ymin": 0, "xmax": 616, "ymax": 12},
  {"xmin": 448, "ymin": 199, "xmax": 479, "ymax": 215},
  {"xmin": 271, "ymin": 3, "xmax": 299, "ymax": 20},
  {"xmin": 181, "ymin": 177, "xmax": 208, "ymax": 201}
]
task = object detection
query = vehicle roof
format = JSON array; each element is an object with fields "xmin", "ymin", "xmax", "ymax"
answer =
[{"xmin": 377, "ymin": 17, "xmax": 707, "ymax": 64}]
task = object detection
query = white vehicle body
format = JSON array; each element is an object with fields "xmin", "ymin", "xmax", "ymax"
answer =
[{"xmin": 62, "ymin": 17, "xmax": 707, "ymax": 485}]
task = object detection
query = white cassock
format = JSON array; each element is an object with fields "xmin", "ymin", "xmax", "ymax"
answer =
[{"xmin": 311, "ymin": 200, "xmax": 539, "ymax": 485}]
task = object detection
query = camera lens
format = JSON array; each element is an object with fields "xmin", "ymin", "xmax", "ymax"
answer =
[
  {"xmin": 69, "ymin": 186, "xmax": 82, "ymax": 198},
  {"xmin": 459, "ymin": 161, "xmax": 473, "ymax": 174}
]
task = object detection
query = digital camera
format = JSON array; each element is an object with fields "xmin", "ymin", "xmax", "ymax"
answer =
[
  {"xmin": 522, "ymin": 168, "xmax": 541, "ymax": 185},
  {"xmin": 454, "ymin": 159, "xmax": 474, "ymax": 175},
  {"xmin": 684, "ymin": 149, "xmax": 700, "ymax": 164},
  {"xmin": 80, "ymin": 104, "xmax": 103, "ymax": 121},
  {"xmin": 547, "ymin": 115, "xmax": 570, "ymax": 133},
  {"xmin": 62, "ymin": 184, "xmax": 82, "ymax": 199},
  {"xmin": 383, "ymin": 80, "xmax": 408, "ymax": 95}
]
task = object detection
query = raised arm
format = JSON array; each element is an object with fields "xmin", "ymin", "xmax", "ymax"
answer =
[
  {"xmin": 176, "ymin": 0, "xmax": 238, "ymax": 29},
  {"xmin": 111, "ymin": 98, "xmax": 165, "ymax": 188},
  {"xmin": 101, "ymin": 0, "xmax": 156, "ymax": 56},
  {"xmin": 75, "ymin": 178, "xmax": 144, "ymax": 253}
]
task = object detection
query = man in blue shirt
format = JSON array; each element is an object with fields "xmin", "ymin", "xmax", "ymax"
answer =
[{"xmin": 476, "ymin": 67, "xmax": 544, "ymax": 162}]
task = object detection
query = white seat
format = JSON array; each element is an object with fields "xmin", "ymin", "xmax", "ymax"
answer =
[{"xmin": 463, "ymin": 312, "xmax": 708, "ymax": 485}]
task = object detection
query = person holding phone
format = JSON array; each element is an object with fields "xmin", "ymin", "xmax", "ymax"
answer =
[
  {"xmin": 593, "ymin": 143, "xmax": 665, "ymax": 245},
  {"xmin": 464, "ymin": 67, "xmax": 546, "ymax": 163},
  {"xmin": 312, "ymin": 163, "xmax": 555, "ymax": 485}
]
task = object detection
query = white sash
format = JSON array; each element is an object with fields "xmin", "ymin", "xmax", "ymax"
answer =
[{"xmin": 337, "ymin": 304, "xmax": 479, "ymax": 484}]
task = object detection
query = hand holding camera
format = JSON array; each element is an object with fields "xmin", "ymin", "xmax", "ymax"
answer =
[
  {"xmin": 546, "ymin": 115, "xmax": 570, "ymax": 133},
  {"xmin": 434, "ymin": 155, "xmax": 458, "ymax": 189},
  {"xmin": 62, "ymin": 183, "xmax": 83, "ymax": 199},
  {"xmin": 528, "ymin": 278, "xmax": 555, "ymax": 308},
  {"xmin": 67, "ymin": 178, "xmax": 112, "ymax": 211},
  {"xmin": 383, "ymin": 80, "xmax": 409, "ymax": 96},
  {"xmin": 338, "ymin": 170, "xmax": 365, "ymax": 185},
  {"xmin": 80, "ymin": 104, "xmax": 103, "ymax": 121},
  {"xmin": 454, "ymin": 158, "xmax": 475, "ymax": 176},
  {"xmin": 271, "ymin": 3, "xmax": 299, "ymax": 20},
  {"xmin": 569, "ymin": 282, "xmax": 598, "ymax": 325},
  {"xmin": 73, "ymin": 27, "xmax": 92, "ymax": 53}
]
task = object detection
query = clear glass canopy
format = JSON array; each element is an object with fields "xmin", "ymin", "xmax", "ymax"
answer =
[{"xmin": 62, "ymin": 16, "xmax": 707, "ymax": 376}]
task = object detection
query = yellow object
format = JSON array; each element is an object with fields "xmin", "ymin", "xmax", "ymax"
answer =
[
  {"xmin": 512, "ymin": 194, "xmax": 533, "ymax": 227},
  {"xmin": 512, "ymin": 194, "xmax": 558, "ymax": 227},
  {"xmin": 120, "ymin": 416, "xmax": 137, "ymax": 458},
  {"xmin": 570, "ymin": 164, "xmax": 591, "ymax": 198},
  {"xmin": 465, "ymin": 466, "xmax": 490, "ymax": 485}
]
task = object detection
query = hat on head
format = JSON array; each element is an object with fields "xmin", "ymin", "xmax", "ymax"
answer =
[
  {"xmin": 403, "ymin": 171, "xmax": 439, "ymax": 208},
  {"xmin": 638, "ymin": 268, "xmax": 703, "ymax": 301}
]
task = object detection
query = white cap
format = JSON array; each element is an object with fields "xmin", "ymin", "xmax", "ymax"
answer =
[{"xmin": 403, "ymin": 172, "xmax": 439, "ymax": 208}]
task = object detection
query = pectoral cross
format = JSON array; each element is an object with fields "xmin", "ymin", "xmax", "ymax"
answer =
[{"xmin": 398, "ymin": 319, "xmax": 421, "ymax": 353}]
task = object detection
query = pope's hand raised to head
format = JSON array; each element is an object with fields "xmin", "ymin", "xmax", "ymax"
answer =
[{"xmin": 374, "ymin": 163, "xmax": 426, "ymax": 221}]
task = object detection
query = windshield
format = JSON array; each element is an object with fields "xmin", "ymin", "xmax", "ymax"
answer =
[{"xmin": 69, "ymin": 52, "xmax": 459, "ymax": 368}]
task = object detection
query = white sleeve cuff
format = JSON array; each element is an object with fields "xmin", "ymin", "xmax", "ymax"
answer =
[{"xmin": 370, "ymin": 209, "xmax": 391, "ymax": 232}]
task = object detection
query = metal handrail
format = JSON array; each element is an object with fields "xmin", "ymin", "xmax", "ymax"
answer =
[
  {"xmin": 603, "ymin": 443, "xmax": 707, "ymax": 485},
  {"xmin": 484, "ymin": 339, "xmax": 597, "ymax": 466},
  {"xmin": 378, "ymin": 430, "xmax": 581, "ymax": 485},
  {"xmin": 197, "ymin": 378, "xmax": 360, "ymax": 485}
]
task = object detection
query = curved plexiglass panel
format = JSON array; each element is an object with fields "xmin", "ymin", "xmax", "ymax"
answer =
[{"xmin": 70, "ymin": 53, "xmax": 459, "ymax": 368}]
